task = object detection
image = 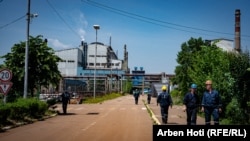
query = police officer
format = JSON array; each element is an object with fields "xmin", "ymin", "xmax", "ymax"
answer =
[
  {"xmin": 201, "ymin": 80, "xmax": 222, "ymax": 125},
  {"xmin": 133, "ymin": 89, "xmax": 140, "ymax": 105},
  {"xmin": 183, "ymin": 84, "xmax": 200, "ymax": 125},
  {"xmin": 157, "ymin": 85, "xmax": 173, "ymax": 124},
  {"xmin": 61, "ymin": 91, "xmax": 70, "ymax": 114}
]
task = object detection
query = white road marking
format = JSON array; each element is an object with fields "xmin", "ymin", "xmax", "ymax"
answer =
[{"xmin": 82, "ymin": 122, "xmax": 96, "ymax": 131}]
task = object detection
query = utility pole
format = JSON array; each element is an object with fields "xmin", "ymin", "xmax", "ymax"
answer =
[
  {"xmin": 93, "ymin": 25, "xmax": 100, "ymax": 99},
  {"xmin": 23, "ymin": 0, "xmax": 30, "ymax": 98}
]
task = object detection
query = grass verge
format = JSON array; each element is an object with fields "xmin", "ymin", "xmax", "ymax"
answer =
[{"xmin": 83, "ymin": 93, "xmax": 124, "ymax": 104}]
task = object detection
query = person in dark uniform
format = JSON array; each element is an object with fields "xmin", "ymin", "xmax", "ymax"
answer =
[
  {"xmin": 183, "ymin": 83, "xmax": 200, "ymax": 125},
  {"xmin": 157, "ymin": 85, "xmax": 173, "ymax": 124},
  {"xmin": 61, "ymin": 91, "xmax": 70, "ymax": 114},
  {"xmin": 133, "ymin": 89, "xmax": 140, "ymax": 105},
  {"xmin": 147, "ymin": 89, "xmax": 152, "ymax": 104},
  {"xmin": 201, "ymin": 80, "xmax": 222, "ymax": 125}
]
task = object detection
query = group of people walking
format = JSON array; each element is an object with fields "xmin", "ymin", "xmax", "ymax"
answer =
[
  {"xmin": 156, "ymin": 79, "xmax": 222, "ymax": 125},
  {"xmin": 133, "ymin": 88, "xmax": 152, "ymax": 105},
  {"xmin": 61, "ymin": 79, "xmax": 222, "ymax": 126}
]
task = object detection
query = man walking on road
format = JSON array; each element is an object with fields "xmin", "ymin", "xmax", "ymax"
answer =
[
  {"xmin": 183, "ymin": 83, "xmax": 200, "ymax": 125},
  {"xmin": 61, "ymin": 91, "xmax": 70, "ymax": 114},
  {"xmin": 157, "ymin": 85, "xmax": 173, "ymax": 124},
  {"xmin": 201, "ymin": 80, "xmax": 222, "ymax": 125},
  {"xmin": 147, "ymin": 89, "xmax": 152, "ymax": 104},
  {"xmin": 133, "ymin": 89, "xmax": 140, "ymax": 105}
]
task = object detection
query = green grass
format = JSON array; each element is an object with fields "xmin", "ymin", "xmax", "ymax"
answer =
[{"xmin": 83, "ymin": 93, "xmax": 124, "ymax": 104}]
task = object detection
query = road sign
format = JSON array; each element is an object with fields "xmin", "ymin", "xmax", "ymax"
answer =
[
  {"xmin": 0, "ymin": 68, "xmax": 12, "ymax": 82},
  {"xmin": 0, "ymin": 81, "xmax": 13, "ymax": 95}
]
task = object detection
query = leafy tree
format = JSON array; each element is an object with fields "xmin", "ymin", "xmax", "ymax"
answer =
[
  {"xmin": 187, "ymin": 45, "xmax": 234, "ymax": 108},
  {"xmin": 173, "ymin": 37, "xmax": 207, "ymax": 95},
  {"xmin": 173, "ymin": 37, "xmax": 250, "ymax": 124},
  {"xmin": 1, "ymin": 35, "xmax": 62, "ymax": 98},
  {"xmin": 225, "ymin": 50, "xmax": 250, "ymax": 124}
]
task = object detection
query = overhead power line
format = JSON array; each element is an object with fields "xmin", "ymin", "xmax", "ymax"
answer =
[
  {"xmin": 0, "ymin": 15, "xmax": 26, "ymax": 29},
  {"xmin": 46, "ymin": 0, "xmax": 81, "ymax": 40},
  {"xmin": 81, "ymin": 0, "xmax": 250, "ymax": 39}
]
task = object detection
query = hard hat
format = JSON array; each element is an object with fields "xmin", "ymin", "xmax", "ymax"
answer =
[
  {"xmin": 191, "ymin": 84, "xmax": 197, "ymax": 89},
  {"xmin": 205, "ymin": 80, "xmax": 212, "ymax": 85},
  {"xmin": 161, "ymin": 85, "xmax": 167, "ymax": 91}
]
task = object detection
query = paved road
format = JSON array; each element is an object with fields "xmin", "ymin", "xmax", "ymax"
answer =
[
  {"xmin": 147, "ymin": 96, "xmax": 205, "ymax": 125},
  {"xmin": 0, "ymin": 95, "xmax": 153, "ymax": 141},
  {"xmin": 0, "ymin": 95, "xmax": 205, "ymax": 141}
]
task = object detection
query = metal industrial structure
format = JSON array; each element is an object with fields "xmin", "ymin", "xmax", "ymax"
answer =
[
  {"xmin": 49, "ymin": 40, "xmax": 174, "ymax": 99},
  {"xmin": 122, "ymin": 66, "xmax": 175, "ymax": 97},
  {"xmin": 52, "ymin": 41, "xmax": 130, "ymax": 97}
]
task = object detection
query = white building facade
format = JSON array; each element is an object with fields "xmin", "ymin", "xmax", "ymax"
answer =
[
  {"xmin": 55, "ymin": 48, "xmax": 83, "ymax": 76},
  {"xmin": 55, "ymin": 41, "xmax": 125, "ymax": 77}
]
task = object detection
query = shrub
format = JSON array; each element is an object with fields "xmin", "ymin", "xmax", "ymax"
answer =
[
  {"xmin": 225, "ymin": 98, "xmax": 248, "ymax": 125},
  {"xmin": 170, "ymin": 90, "xmax": 183, "ymax": 105},
  {"xmin": 37, "ymin": 101, "xmax": 48, "ymax": 117},
  {"xmin": 46, "ymin": 98, "xmax": 57, "ymax": 107},
  {"xmin": 9, "ymin": 99, "xmax": 29, "ymax": 121},
  {"xmin": 8, "ymin": 98, "xmax": 48, "ymax": 121},
  {"xmin": 0, "ymin": 104, "xmax": 11, "ymax": 125},
  {"xmin": 25, "ymin": 98, "xmax": 48, "ymax": 118}
]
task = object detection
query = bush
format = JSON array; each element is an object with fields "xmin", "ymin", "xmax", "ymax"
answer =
[
  {"xmin": 0, "ymin": 104, "xmax": 11, "ymax": 125},
  {"xmin": 25, "ymin": 98, "xmax": 48, "ymax": 118},
  {"xmin": 9, "ymin": 99, "xmax": 29, "ymax": 121},
  {"xmin": 46, "ymin": 98, "xmax": 57, "ymax": 107},
  {"xmin": 170, "ymin": 90, "xmax": 183, "ymax": 105},
  {"xmin": 0, "ymin": 98, "xmax": 50, "ymax": 127},
  {"xmin": 6, "ymin": 98, "xmax": 48, "ymax": 121},
  {"xmin": 225, "ymin": 98, "xmax": 248, "ymax": 125},
  {"xmin": 170, "ymin": 89, "xmax": 182, "ymax": 97}
]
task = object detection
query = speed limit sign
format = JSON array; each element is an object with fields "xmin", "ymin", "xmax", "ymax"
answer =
[{"xmin": 0, "ymin": 69, "xmax": 12, "ymax": 82}]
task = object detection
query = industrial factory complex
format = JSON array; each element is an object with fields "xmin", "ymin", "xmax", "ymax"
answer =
[
  {"xmin": 54, "ymin": 40, "xmax": 174, "ymax": 97},
  {"xmin": 49, "ymin": 9, "xmax": 242, "ymax": 98}
]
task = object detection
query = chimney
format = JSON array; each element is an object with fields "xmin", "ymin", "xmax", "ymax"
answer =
[{"xmin": 235, "ymin": 9, "xmax": 241, "ymax": 52}]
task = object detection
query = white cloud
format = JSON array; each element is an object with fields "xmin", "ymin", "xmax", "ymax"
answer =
[{"xmin": 48, "ymin": 38, "xmax": 72, "ymax": 50}]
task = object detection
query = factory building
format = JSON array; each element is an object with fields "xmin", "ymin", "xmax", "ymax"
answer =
[{"xmin": 54, "ymin": 41, "xmax": 129, "ymax": 95}]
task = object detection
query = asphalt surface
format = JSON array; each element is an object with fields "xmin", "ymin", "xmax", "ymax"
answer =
[
  {"xmin": 0, "ymin": 94, "xmax": 205, "ymax": 141},
  {"xmin": 147, "ymin": 95, "xmax": 205, "ymax": 125}
]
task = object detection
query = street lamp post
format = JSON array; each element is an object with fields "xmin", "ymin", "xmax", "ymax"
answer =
[
  {"xmin": 110, "ymin": 51, "xmax": 113, "ymax": 93},
  {"xmin": 93, "ymin": 25, "xmax": 100, "ymax": 99}
]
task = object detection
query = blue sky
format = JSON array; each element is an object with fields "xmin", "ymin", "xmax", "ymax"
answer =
[{"xmin": 0, "ymin": 0, "xmax": 250, "ymax": 74}]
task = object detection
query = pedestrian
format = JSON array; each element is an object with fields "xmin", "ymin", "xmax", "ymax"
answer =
[
  {"xmin": 183, "ymin": 83, "xmax": 200, "ymax": 125},
  {"xmin": 157, "ymin": 85, "xmax": 173, "ymax": 124},
  {"xmin": 147, "ymin": 90, "xmax": 152, "ymax": 104},
  {"xmin": 133, "ymin": 89, "xmax": 140, "ymax": 105},
  {"xmin": 61, "ymin": 91, "xmax": 70, "ymax": 114},
  {"xmin": 201, "ymin": 80, "xmax": 222, "ymax": 125}
]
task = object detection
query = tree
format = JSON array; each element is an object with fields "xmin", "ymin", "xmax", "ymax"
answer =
[
  {"xmin": 173, "ymin": 37, "xmax": 206, "ymax": 94},
  {"xmin": 225, "ymin": 50, "xmax": 250, "ymax": 124},
  {"xmin": 1, "ymin": 35, "xmax": 62, "ymax": 98},
  {"xmin": 187, "ymin": 45, "xmax": 234, "ymax": 105},
  {"xmin": 173, "ymin": 37, "xmax": 250, "ymax": 124}
]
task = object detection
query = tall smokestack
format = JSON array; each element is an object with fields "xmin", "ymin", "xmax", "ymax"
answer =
[{"xmin": 235, "ymin": 9, "xmax": 241, "ymax": 52}]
